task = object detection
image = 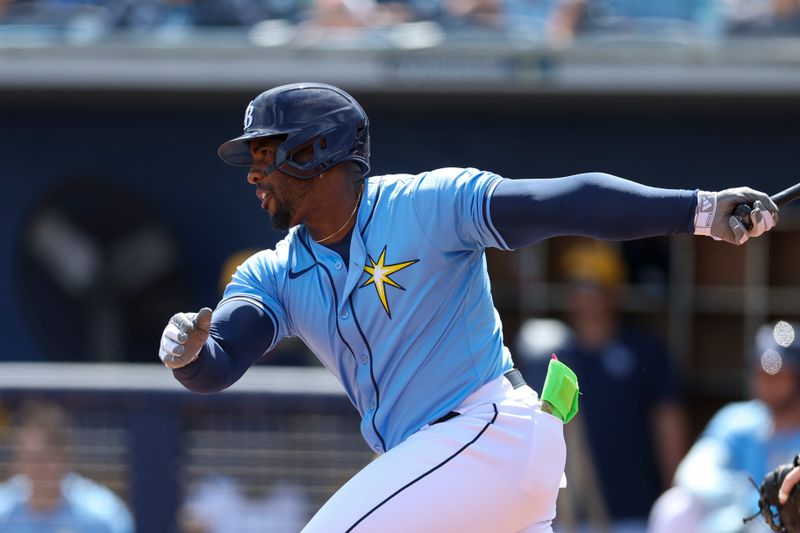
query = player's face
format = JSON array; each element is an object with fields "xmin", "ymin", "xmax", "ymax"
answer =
[
  {"xmin": 752, "ymin": 366, "xmax": 800, "ymax": 414},
  {"xmin": 247, "ymin": 137, "xmax": 313, "ymax": 230},
  {"xmin": 13, "ymin": 427, "xmax": 66, "ymax": 496}
]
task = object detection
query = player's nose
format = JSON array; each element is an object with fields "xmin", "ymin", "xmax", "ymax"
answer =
[{"xmin": 246, "ymin": 168, "xmax": 263, "ymax": 185}]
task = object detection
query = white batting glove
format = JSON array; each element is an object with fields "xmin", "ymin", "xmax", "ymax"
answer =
[
  {"xmin": 159, "ymin": 307, "xmax": 213, "ymax": 369},
  {"xmin": 694, "ymin": 188, "xmax": 778, "ymax": 245}
]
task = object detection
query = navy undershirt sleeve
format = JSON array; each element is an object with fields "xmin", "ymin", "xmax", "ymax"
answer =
[
  {"xmin": 489, "ymin": 173, "xmax": 698, "ymax": 249},
  {"xmin": 172, "ymin": 299, "xmax": 276, "ymax": 393}
]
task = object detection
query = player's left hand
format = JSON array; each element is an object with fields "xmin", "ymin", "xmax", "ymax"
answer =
[
  {"xmin": 781, "ymin": 460, "xmax": 800, "ymax": 505},
  {"xmin": 747, "ymin": 454, "xmax": 800, "ymax": 532},
  {"xmin": 711, "ymin": 188, "xmax": 778, "ymax": 245},
  {"xmin": 159, "ymin": 307, "xmax": 212, "ymax": 369}
]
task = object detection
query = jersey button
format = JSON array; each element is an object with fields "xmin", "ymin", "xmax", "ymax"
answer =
[
  {"xmin": 368, "ymin": 401, "xmax": 375, "ymax": 411},
  {"xmin": 373, "ymin": 443, "xmax": 381, "ymax": 452},
  {"xmin": 334, "ymin": 261, "xmax": 343, "ymax": 270},
  {"xmin": 360, "ymin": 355, "xmax": 368, "ymax": 364},
  {"xmin": 341, "ymin": 311, "xmax": 349, "ymax": 320}
]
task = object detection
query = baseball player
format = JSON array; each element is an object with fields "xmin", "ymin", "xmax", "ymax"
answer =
[{"xmin": 159, "ymin": 83, "xmax": 778, "ymax": 533}]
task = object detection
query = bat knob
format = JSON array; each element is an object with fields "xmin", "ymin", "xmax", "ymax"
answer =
[{"xmin": 733, "ymin": 203, "xmax": 754, "ymax": 231}]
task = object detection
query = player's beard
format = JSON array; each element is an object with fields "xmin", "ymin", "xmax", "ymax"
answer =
[
  {"xmin": 268, "ymin": 175, "xmax": 313, "ymax": 231},
  {"xmin": 271, "ymin": 206, "xmax": 292, "ymax": 231}
]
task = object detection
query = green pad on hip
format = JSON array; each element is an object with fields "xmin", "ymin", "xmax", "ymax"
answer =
[{"xmin": 541, "ymin": 356, "xmax": 580, "ymax": 424}]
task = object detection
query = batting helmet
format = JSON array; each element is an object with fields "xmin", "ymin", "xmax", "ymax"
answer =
[{"xmin": 217, "ymin": 82, "xmax": 370, "ymax": 179}]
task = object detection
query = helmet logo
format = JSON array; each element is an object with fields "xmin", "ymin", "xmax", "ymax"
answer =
[{"xmin": 243, "ymin": 101, "xmax": 255, "ymax": 130}]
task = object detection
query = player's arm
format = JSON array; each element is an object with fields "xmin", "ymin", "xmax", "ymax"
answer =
[
  {"xmin": 651, "ymin": 401, "xmax": 689, "ymax": 488},
  {"xmin": 159, "ymin": 298, "xmax": 276, "ymax": 393},
  {"xmin": 489, "ymin": 173, "xmax": 778, "ymax": 247}
]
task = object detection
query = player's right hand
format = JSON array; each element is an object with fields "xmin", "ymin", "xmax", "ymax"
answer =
[
  {"xmin": 714, "ymin": 188, "xmax": 778, "ymax": 245},
  {"xmin": 159, "ymin": 307, "xmax": 212, "ymax": 369}
]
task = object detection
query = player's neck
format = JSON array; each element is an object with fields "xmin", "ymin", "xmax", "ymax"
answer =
[
  {"xmin": 306, "ymin": 175, "xmax": 364, "ymax": 244},
  {"xmin": 573, "ymin": 317, "xmax": 617, "ymax": 351},
  {"xmin": 771, "ymin": 399, "xmax": 800, "ymax": 431}
]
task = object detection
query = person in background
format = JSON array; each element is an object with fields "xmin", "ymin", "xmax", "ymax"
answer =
[
  {"xmin": 649, "ymin": 320, "xmax": 800, "ymax": 533},
  {"xmin": 181, "ymin": 474, "xmax": 310, "ymax": 533},
  {"xmin": 0, "ymin": 399, "xmax": 134, "ymax": 533},
  {"xmin": 302, "ymin": 0, "xmax": 410, "ymax": 29},
  {"xmin": 723, "ymin": 0, "xmax": 800, "ymax": 35},
  {"xmin": 518, "ymin": 239, "xmax": 689, "ymax": 532},
  {"xmin": 549, "ymin": 0, "xmax": 722, "ymax": 41}
]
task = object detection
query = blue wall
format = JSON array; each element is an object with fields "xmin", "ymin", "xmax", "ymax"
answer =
[{"xmin": 2, "ymin": 90, "xmax": 798, "ymax": 362}]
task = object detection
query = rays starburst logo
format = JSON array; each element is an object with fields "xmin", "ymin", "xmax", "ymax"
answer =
[{"xmin": 360, "ymin": 246, "xmax": 418, "ymax": 318}]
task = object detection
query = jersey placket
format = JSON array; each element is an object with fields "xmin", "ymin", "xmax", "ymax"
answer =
[{"xmin": 316, "ymin": 236, "xmax": 385, "ymax": 454}]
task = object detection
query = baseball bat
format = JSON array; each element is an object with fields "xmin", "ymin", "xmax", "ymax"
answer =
[{"xmin": 733, "ymin": 182, "xmax": 800, "ymax": 231}]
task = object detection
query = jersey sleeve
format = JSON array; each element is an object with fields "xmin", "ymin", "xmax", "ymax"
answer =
[
  {"xmin": 411, "ymin": 167, "xmax": 510, "ymax": 252},
  {"xmin": 490, "ymin": 173, "xmax": 697, "ymax": 249},
  {"xmin": 221, "ymin": 248, "xmax": 291, "ymax": 351},
  {"xmin": 673, "ymin": 402, "xmax": 766, "ymax": 511}
]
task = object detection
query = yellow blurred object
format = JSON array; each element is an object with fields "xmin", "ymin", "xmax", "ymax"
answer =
[
  {"xmin": 219, "ymin": 249, "xmax": 259, "ymax": 296},
  {"xmin": 561, "ymin": 240, "xmax": 627, "ymax": 288}
]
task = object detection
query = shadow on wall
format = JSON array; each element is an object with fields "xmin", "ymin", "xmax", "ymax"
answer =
[{"xmin": 15, "ymin": 176, "xmax": 192, "ymax": 363}]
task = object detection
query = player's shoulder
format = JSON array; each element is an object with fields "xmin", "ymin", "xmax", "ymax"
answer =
[
  {"xmin": 371, "ymin": 167, "xmax": 501, "ymax": 200},
  {"xmin": 235, "ymin": 228, "xmax": 300, "ymax": 273},
  {"xmin": 373, "ymin": 167, "xmax": 494, "ymax": 186},
  {"xmin": 706, "ymin": 400, "xmax": 770, "ymax": 436},
  {"xmin": 62, "ymin": 473, "xmax": 134, "ymax": 531},
  {"xmin": 0, "ymin": 475, "xmax": 27, "ymax": 516},
  {"xmin": 416, "ymin": 167, "xmax": 497, "ymax": 189}
]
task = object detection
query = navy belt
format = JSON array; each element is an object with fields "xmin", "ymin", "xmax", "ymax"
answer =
[{"xmin": 432, "ymin": 369, "xmax": 526, "ymax": 425}]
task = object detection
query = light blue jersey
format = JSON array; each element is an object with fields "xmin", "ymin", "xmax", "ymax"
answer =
[
  {"xmin": 223, "ymin": 168, "xmax": 515, "ymax": 452},
  {"xmin": 0, "ymin": 473, "xmax": 134, "ymax": 533},
  {"xmin": 675, "ymin": 400, "xmax": 800, "ymax": 532}
]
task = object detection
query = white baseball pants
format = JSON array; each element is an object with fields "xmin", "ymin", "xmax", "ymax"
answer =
[{"xmin": 302, "ymin": 374, "xmax": 567, "ymax": 533}]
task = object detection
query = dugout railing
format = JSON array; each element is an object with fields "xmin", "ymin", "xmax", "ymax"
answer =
[{"xmin": 0, "ymin": 363, "xmax": 374, "ymax": 533}]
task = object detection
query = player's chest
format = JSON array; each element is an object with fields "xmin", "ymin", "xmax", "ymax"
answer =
[{"xmin": 288, "ymin": 237, "xmax": 428, "ymax": 323}]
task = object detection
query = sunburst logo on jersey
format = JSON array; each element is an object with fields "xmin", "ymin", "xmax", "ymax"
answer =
[{"xmin": 360, "ymin": 246, "xmax": 418, "ymax": 318}]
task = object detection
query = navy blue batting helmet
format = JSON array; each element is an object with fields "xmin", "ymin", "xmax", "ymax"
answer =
[{"xmin": 217, "ymin": 82, "xmax": 370, "ymax": 179}]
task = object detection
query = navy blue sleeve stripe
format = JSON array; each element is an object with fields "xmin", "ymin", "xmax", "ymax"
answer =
[
  {"xmin": 360, "ymin": 183, "xmax": 381, "ymax": 235},
  {"xmin": 481, "ymin": 177, "xmax": 508, "ymax": 250}
]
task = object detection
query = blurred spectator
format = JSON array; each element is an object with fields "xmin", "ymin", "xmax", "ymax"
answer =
[
  {"xmin": 303, "ymin": 0, "xmax": 410, "ymax": 29},
  {"xmin": 553, "ymin": 0, "xmax": 722, "ymax": 40},
  {"xmin": 405, "ymin": 0, "xmax": 584, "ymax": 45},
  {"xmin": 724, "ymin": 0, "xmax": 800, "ymax": 35},
  {"xmin": 439, "ymin": 0, "xmax": 503, "ymax": 29},
  {"xmin": 503, "ymin": 0, "xmax": 582, "ymax": 42},
  {"xmin": 180, "ymin": 475, "xmax": 310, "ymax": 533},
  {"xmin": 105, "ymin": 0, "xmax": 270, "ymax": 30},
  {"xmin": 649, "ymin": 321, "xmax": 800, "ymax": 533},
  {"xmin": 0, "ymin": 400, "xmax": 134, "ymax": 532},
  {"xmin": 517, "ymin": 239, "xmax": 688, "ymax": 532}
]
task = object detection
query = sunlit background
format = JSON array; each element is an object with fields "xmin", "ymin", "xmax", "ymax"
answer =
[{"xmin": 1, "ymin": 0, "xmax": 800, "ymax": 531}]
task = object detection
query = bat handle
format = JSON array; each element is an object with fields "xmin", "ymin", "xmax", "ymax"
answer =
[{"xmin": 733, "ymin": 202, "xmax": 754, "ymax": 231}]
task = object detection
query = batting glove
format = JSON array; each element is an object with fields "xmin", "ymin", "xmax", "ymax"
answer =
[
  {"xmin": 159, "ymin": 307, "xmax": 212, "ymax": 369},
  {"xmin": 695, "ymin": 188, "xmax": 778, "ymax": 245}
]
